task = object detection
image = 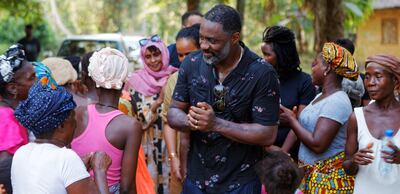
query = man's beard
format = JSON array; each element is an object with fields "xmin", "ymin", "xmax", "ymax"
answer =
[{"xmin": 203, "ymin": 42, "xmax": 231, "ymax": 65}]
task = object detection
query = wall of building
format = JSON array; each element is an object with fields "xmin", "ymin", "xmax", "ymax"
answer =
[{"xmin": 355, "ymin": 8, "xmax": 400, "ymax": 69}]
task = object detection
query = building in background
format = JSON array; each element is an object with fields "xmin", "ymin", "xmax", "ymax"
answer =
[{"xmin": 356, "ymin": 0, "xmax": 400, "ymax": 66}]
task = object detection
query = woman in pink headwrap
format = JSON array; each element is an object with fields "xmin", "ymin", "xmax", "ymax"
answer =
[
  {"xmin": 344, "ymin": 54, "xmax": 400, "ymax": 194},
  {"xmin": 121, "ymin": 35, "xmax": 177, "ymax": 194}
]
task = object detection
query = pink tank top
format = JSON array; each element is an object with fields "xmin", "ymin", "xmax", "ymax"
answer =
[{"xmin": 71, "ymin": 104, "xmax": 123, "ymax": 186}]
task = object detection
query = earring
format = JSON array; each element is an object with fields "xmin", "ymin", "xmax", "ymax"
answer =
[{"xmin": 323, "ymin": 71, "xmax": 328, "ymax": 76}]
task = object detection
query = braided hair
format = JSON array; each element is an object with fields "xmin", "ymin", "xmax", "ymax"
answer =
[{"xmin": 262, "ymin": 26, "xmax": 301, "ymax": 76}]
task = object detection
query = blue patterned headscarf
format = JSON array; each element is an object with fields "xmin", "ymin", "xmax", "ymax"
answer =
[
  {"xmin": 0, "ymin": 44, "xmax": 26, "ymax": 84},
  {"xmin": 14, "ymin": 65, "xmax": 76, "ymax": 136}
]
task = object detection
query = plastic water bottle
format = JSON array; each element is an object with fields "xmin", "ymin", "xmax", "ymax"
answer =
[{"xmin": 379, "ymin": 129, "xmax": 394, "ymax": 176}]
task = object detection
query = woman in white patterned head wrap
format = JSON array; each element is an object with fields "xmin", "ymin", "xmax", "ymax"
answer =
[{"xmin": 88, "ymin": 47, "xmax": 129, "ymax": 90}]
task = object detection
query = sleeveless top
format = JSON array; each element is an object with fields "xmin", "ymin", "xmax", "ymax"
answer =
[
  {"xmin": 353, "ymin": 107, "xmax": 400, "ymax": 194},
  {"xmin": 71, "ymin": 104, "xmax": 123, "ymax": 186}
]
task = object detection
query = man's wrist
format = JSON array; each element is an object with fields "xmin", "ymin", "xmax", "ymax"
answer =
[{"xmin": 212, "ymin": 117, "xmax": 223, "ymax": 132}]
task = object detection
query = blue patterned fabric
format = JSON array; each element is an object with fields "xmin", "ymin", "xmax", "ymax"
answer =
[{"xmin": 14, "ymin": 81, "xmax": 76, "ymax": 136}]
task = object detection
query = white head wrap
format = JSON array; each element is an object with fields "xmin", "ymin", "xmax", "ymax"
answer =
[
  {"xmin": 88, "ymin": 47, "xmax": 128, "ymax": 90},
  {"xmin": 42, "ymin": 57, "xmax": 77, "ymax": 86}
]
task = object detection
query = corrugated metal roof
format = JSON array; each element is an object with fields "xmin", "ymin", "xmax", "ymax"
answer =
[{"xmin": 374, "ymin": 0, "xmax": 400, "ymax": 10}]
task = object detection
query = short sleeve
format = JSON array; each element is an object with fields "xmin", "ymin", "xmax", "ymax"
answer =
[
  {"xmin": 161, "ymin": 72, "xmax": 178, "ymax": 122},
  {"xmin": 61, "ymin": 149, "xmax": 90, "ymax": 187},
  {"xmin": 172, "ymin": 57, "xmax": 191, "ymax": 103},
  {"xmin": 251, "ymin": 70, "xmax": 280, "ymax": 126},
  {"xmin": 299, "ymin": 73, "xmax": 316, "ymax": 105},
  {"xmin": 319, "ymin": 92, "xmax": 352, "ymax": 125}
]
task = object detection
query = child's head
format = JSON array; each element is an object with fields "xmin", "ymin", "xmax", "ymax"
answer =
[{"xmin": 255, "ymin": 151, "xmax": 301, "ymax": 194}]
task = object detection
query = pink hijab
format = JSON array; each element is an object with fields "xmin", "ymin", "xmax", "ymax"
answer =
[{"xmin": 126, "ymin": 40, "xmax": 177, "ymax": 97}]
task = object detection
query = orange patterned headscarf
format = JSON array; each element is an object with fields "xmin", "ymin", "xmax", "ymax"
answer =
[{"xmin": 322, "ymin": 42, "xmax": 359, "ymax": 81}]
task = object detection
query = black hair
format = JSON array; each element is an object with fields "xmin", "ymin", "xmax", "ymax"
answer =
[
  {"xmin": 263, "ymin": 26, "xmax": 301, "ymax": 76},
  {"xmin": 0, "ymin": 80, "xmax": 7, "ymax": 97},
  {"xmin": 80, "ymin": 51, "xmax": 95, "ymax": 75},
  {"xmin": 146, "ymin": 45, "xmax": 161, "ymax": 54},
  {"xmin": 334, "ymin": 38, "xmax": 355, "ymax": 55},
  {"xmin": 176, "ymin": 24, "xmax": 200, "ymax": 48},
  {"xmin": 182, "ymin": 11, "xmax": 203, "ymax": 26},
  {"xmin": 25, "ymin": 24, "xmax": 33, "ymax": 29},
  {"xmin": 255, "ymin": 151, "xmax": 302, "ymax": 194},
  {"xmin": 64, "ymin": 56, "xmax": 81, "ymax": 75},
  {"xmin": 204, "ymin": 4, "xmax": 242, "ymax": 34}
]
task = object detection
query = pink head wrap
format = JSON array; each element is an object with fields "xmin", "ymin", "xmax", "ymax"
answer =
[
  {"xmin": 366, "ymin": 54, "xmax": 400, "ymax": 92},
  {"xmin": 126, "ymin": 39, "xmax": 177, "ymax": 96}
]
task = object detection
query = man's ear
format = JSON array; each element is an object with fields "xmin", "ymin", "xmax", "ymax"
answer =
[{"xmin": 231, "ymin": 32, "xmax": 240, "ymax": 44}]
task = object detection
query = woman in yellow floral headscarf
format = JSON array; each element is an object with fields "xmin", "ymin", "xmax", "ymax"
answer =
[{"xmin": 280, "ymin": 42, "xmax": 358, "ymax": 193}]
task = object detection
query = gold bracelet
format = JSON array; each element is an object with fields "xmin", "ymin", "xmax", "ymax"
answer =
[{"xmin": 168, "ymin": 152, "xmax": 177, "ymax": 161}]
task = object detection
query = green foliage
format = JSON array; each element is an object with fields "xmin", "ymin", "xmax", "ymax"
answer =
[
  {"xmin": 0, "ymin": 0, "xmax": 373, "ymax": 65},
  {"xmin": 343, "ymin": 0, "xmax": 373, "ymax": 34},
  {"xmin": 0, "ymin": 0, "xmax": 57, "ymax": 57}
]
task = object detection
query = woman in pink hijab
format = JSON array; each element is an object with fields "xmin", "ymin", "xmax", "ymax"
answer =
[{"xmin": 121, "ymin": 34, "xmax": 177, "ymax": 194}]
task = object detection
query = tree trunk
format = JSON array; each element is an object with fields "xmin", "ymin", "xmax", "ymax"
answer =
[
  {"xmin": 311, "ymin": 0, "xmax": 344, "ymax": 52},
  {"xmin": 187, "ymin": 0, "xmax": 200, "ymax": 11},
  {"xmin": 49, "ymin": 0, "xmax": 71, "ymax": 36},
  {"xmin": 262, "ymin": 0, "xmax": 274, "ymax": 23},
  {"xmin": 236, "ymin": 0, "xmax": 245, "ymax": 24}
]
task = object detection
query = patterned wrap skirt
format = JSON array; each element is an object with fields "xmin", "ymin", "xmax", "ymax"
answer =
[{"xmin": 299, "ymin": 152, "xmax": 354, "ymax": 194}]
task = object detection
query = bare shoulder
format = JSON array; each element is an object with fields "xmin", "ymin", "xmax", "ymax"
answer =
[
  {"xmin": 348, "ymin": 112, "xmax": 357, "ymax": 124},
  {"xmin": 347, "ymin": 112, "xmax": 358, "ymax": 133},
  {"xmin": 113, "ymin": 114, "xmax": 142, "ymax": 136},
  {"xmin": 74, "ymin": 105, "xmax": 89, "ymax": 137},
  {"xmin": 75, "ymin": 105, "xmax": 88, "ymax": 115}
]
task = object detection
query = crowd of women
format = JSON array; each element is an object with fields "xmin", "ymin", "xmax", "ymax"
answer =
[{"xmin": 1, "ymin": 5, "xmax": 400, "ymax": 194}]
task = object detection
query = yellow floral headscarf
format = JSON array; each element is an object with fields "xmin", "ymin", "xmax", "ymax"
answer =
[{"xmin": 322, "ymin": 42, "xmax": 359, "ymax": 81}]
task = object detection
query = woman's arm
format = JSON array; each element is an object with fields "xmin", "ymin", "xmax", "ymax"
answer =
[
  {"xmin": 163, "ymin": 122, "xmax": 182, "ymax": 180},
  {"xmin": 120, "ymin": 119, "xmax": 143, "ymax": 194},
  {"xmin": 343, "ymin": 113, "xmax": 373, "ymax": 175},
  {"xmin": 67, "ymin": 152, "xmax": 111, "ymax": 194},
  {"xmin": 179, "ymin": 132, "xmax": 190, "ymax": 180},
  {"xmin": 281, "ymin": 105, "xmax": 306, "ymax": 152},
  {"xmin": 280, "ymin": 105, "xmax": 342, "ymax": 154},
  {"xmin": 281, "ymin": 130, "xmax": 297, "ymax": 153}
]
